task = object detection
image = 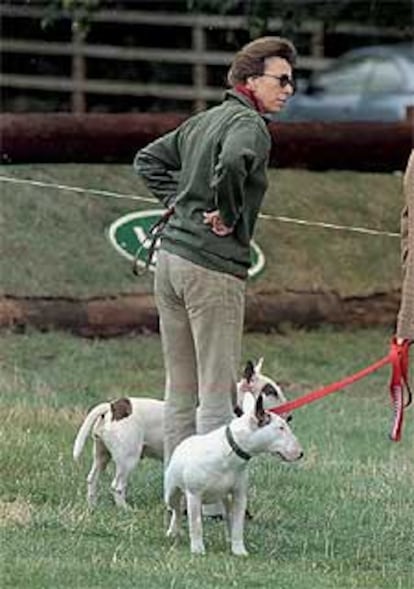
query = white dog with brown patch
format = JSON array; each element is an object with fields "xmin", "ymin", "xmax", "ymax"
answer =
[
  {"xmin": 73, "ymin": 359, "xmax": 290, "ymax": 508},
  {"xmin": 164, "ymin": 393, "xmax": 303, "ymax": 556}
]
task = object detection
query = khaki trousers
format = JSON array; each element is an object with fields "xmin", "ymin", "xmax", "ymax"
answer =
[{"xmin": 155, "ymin": 249, "xmax": 246, "ymax": 465}]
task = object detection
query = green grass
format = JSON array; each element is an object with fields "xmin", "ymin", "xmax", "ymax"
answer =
[
  {"xmin": 0, "ymin": 163, "xmax": 411, "ymax": 586},
  {"xmin": 1, "ymin": 328, "xmax": 413, "ymax": 588},
  {"xmin": 0, "ymin": 164, "xmax": 404, "ymax": 297}
]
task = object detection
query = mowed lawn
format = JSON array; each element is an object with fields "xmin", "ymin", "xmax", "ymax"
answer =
[{"xmin": 1, "ymin": 327, "xmax": 413, "ymax": 589}]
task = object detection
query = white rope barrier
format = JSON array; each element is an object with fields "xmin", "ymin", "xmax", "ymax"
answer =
[
  {"xmin": 259, "ymin": 212, "xmax": 399, "ymax": 238},
  {"xmin": 0, "ymin": 174, "xmax": 156, "ymax": 204},
  {"xmin": 0, "ymin": 174, "xmax": 400, "ymax": 238}
]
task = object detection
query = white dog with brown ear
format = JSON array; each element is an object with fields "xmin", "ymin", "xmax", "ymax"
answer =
[
  {"xmin": 73, "ymin": 359, "xmax": 288, "ymax": 508},
  {"xmin": 164, "ymin": 393, "xmax": 303, "ymax": 556},
  {"xmin": 73, "ymin": 397, "xmax": 164, "ymax": 508}
]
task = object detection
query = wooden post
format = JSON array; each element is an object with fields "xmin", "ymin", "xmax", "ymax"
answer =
[
  {"xmin": 310, "ymin": 21, "xmax": 325, "ymax": 60},
  {"xmin": 192, "ymin": 21, "xmax": 207, "ymax": 112},
  {"xmin": 71, "ymin": 23, "xmax": 86, "ymax": 113}
]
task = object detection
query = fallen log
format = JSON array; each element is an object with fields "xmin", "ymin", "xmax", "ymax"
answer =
[{"xmin": 0, "ymin": 290, "xmax": 400, "ymax": 337}]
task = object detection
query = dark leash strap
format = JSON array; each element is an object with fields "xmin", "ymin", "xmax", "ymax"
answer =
[{"xmin": 132, "ymin": 206, "xmax": 175, "ymax": 276}]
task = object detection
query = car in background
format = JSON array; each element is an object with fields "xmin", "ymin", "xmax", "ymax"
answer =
[{"xmin": 278, "ymin": 43, "xmax": 414, "ymax": 122}]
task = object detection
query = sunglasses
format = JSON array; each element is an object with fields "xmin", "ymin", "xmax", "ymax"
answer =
[{"xmin": 262, "ymin": 73, "xmax": 296, "ymax": 92}]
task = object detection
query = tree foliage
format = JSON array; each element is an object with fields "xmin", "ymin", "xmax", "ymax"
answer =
[
  {"xmin": 42, "ymin": 1, "xmax": 412, "ymax": 36},
  {"xmin": 187, "ymin": 0, "xmax": 412, "ymax": 29},
  {"xmin": 42, "ymin": 0, "xmax": 100, "ymax": 35}
]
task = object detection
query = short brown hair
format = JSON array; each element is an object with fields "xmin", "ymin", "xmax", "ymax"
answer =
[{"xmin": 227, "ymin": 36, "xmax": 297, "ymax": 86}]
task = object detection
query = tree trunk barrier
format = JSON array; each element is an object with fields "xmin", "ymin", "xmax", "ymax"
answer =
[{"xmin": 0, "ymin": 291, "xmax": 400, "ymax": 337}]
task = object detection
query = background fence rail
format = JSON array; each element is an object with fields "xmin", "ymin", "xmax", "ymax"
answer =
[{"xmin": 1, "ymin": 5, "xmax": 410, "ymax": 113}]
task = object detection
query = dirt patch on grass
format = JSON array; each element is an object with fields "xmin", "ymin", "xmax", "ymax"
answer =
[{"xmin": 0, "ymin": 498, "xmax": 32, "ymax": 527}]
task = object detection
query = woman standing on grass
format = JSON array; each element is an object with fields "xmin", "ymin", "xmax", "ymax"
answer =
[
  {"xmin": 134, "ymin": 36, "xmax": 297, "ymax": 516},
  {"xmin": 396, "ymin": 149, "xmax": 414, "ymax": 344}
]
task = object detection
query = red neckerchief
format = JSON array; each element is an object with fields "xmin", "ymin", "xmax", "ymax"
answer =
[{"xmin": 234, "ymin": 84, "xmax": 265, "ymax": 113}]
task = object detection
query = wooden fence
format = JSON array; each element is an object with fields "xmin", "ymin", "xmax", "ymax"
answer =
[{"xmin": 0, "ymin": 5, "xmax": 409, "ymax": 113}]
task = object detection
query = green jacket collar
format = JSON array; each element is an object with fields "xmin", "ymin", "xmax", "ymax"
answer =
[{"xmin": 224, "ymin": 89, "xmax": 269, "ymax": 122}]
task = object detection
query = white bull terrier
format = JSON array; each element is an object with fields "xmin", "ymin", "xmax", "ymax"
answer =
[
  {"xmin": 164, "ymin": 393, "xmax": 303, "ymax": 556},
  {"xmin": 73, "ymin": 359, "xmax": 290, "ymax": 508}
]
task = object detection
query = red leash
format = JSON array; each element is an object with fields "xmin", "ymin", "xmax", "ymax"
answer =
[{"xmin": 271, "ymin": 338, "xmax": 411, "ymax": 441}]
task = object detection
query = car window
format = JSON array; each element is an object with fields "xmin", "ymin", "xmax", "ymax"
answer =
[
  {"xmin": 365, "ymin": 57, "xmax": 403, "ymax": 93},
  {"xmin": 312, "ymin": 57, "xmax": 373, "ymax": 94}
]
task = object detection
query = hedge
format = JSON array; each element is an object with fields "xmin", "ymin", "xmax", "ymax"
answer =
[{"xmin": 1, "ymin": 113, "xmax": 412, "ymax": 171}]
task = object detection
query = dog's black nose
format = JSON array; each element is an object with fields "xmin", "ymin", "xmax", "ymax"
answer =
[
  {"xmin": 298, "ymin": 451, "xmax": 304, "ymax": 459},
  {"xmin": 286, "ymin": 414, "xmax": 293, "ymax": 423}
]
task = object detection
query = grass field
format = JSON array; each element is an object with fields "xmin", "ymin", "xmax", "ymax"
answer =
[
  {"xmin": 0, "ymin": 164, "xmax": 404, "ymax": 298},
  {"xmin": 1, "ymin": 164, "xmax": 411, "ymax": 586},
  {"xmin": 1, "ymin": 327, "xmax": 413, "ymax": 589}
]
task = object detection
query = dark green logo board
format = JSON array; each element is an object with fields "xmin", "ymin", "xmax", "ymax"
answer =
[{"xmin": 108, "ymin": 210, "xmax": 265, "ymax": 278}]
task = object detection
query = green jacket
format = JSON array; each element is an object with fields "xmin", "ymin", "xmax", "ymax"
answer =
[{"xmin": 134, "ymin": 90, "xmax": 271, "ymax": 279}]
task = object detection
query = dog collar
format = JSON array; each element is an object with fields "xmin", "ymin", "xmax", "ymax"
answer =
[{"xmin": 225, "ymin": 426, "xmax": 251, "ymax": 461}]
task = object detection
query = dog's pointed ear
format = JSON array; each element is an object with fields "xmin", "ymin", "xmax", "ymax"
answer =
[
  {"xmin": 255, "ymin": 357, "xmax": 264, "ymax": 374},
  {"xmin": 255, "ymin": 394, "xmax": 271, "ymax": 427},
  {"xmin": 243, "ymin": 360, "xmax": 255, "ymax": 383},
  {"xmin": 242, "ymin": 391, "xmax": 255, "ymax": 414}
]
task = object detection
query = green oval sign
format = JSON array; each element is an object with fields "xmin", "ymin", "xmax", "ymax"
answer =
[{"xmin": 108, "ymin": 210, "xmax": 265, "ymax": 278}]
